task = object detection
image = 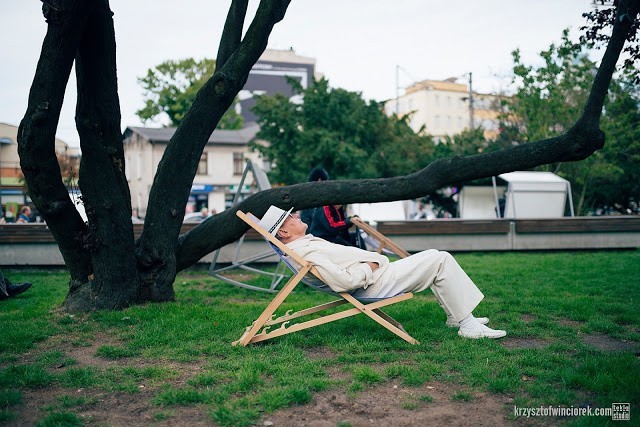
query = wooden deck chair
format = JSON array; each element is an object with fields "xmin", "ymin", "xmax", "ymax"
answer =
[{"xmin": 232, "ymin": 210, "xmax": 419, "ymax": 346}]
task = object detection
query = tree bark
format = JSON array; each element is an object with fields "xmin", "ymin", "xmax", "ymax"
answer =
[{"xmin": 62, "ymin": 0, "xmax": 139, "ymax": 311}]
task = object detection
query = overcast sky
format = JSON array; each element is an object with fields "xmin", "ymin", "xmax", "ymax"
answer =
[{"xmin": 1, "ymin": 1, "xmax": 595, "ymax": 147}]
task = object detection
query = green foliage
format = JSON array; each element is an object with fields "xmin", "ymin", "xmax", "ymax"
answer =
[
  {"xmin": 502, "ymin": 29, "xmax": 640, "ymax": 214},
  {"xmin": 136, "ymin": 57, "xmax": 244, "ymax": 129},
  {"xmin": 251, "ymin": 78, "xmax": 436, "ymax": 185}
]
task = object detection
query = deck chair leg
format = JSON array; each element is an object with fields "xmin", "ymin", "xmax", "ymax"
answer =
[
  {"xmin": 233, "ymin": 264, "xmax": 312, "ymax": 346},
  {"xmin": 341, "ymin": 293, "xmax": 419, "ymax": 344},
  {"xmin": 372, "ymin": 308, "xmax": 406, "ymax": 333}
]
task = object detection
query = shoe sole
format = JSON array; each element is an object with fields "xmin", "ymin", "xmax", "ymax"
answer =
[{"xmin": 458, "ymin": 330, "xmax": 507, "ymax": 339}]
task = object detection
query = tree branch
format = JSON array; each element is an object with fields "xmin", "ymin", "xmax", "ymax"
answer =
[
  {"xmin": 137, "ymin": 0, "xmax": 291, "ymax": 273},
  {"xmin": 580, "ymin": 0, "xmax": 640, "ymax": 124},
  {"xmin": 216, "ymin": 0, "xmax": 249, "ymax": 70}
]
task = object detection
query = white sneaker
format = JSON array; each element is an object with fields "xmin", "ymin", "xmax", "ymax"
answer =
[
  {"xmin": 447, "ymin": 317, "xmax": 489, "ymax": 328},
  {"xmin": 458, "ymin": 324, "xmax": 507, "ymax": 339}
]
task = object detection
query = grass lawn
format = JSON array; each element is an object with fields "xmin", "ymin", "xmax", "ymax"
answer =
[{"xmin": 1, "ymin": 250, "xmax": 639, "ymax": 426}]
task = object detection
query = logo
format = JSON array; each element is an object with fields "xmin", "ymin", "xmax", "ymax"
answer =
[{"xmin": 612, "ymin": 403, "xmax": 630, "ymax": 421}]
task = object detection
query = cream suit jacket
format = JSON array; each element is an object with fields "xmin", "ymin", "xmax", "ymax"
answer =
[{"xmin": 286, "ymin": 234, "xmax": 389, "ymax": 293}]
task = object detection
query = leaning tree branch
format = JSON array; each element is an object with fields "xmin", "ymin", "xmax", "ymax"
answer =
[
  {"xmin": 17, "ymin": 0, "xmax": 95, "ymax": 282},
  {"xmin": 216, "ymin": 0, "xmax": 249, "ymax": 70},
  {"xmin": 174, "ymin": 0, "xmax": 639, "ymax": 272}
]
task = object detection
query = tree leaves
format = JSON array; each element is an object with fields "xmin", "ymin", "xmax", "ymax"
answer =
[{"xmin": 135, "ymin": 57, "xmax": 243, "ymax": 129}]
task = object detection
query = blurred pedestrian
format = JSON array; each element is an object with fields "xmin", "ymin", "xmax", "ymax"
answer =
[{"xmin": 17, "ymin": 206, "xmax": 32, "ymax": 223}]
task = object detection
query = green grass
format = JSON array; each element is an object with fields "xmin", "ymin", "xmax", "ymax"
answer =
[{"xmin": 1, "ymin": 250, "xmax": 639, "ymax": 426}]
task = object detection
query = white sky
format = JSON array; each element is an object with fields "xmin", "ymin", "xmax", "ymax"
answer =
[{"xmin": 1, "ymin": 1, "xmax": 595, "ymax": 148}]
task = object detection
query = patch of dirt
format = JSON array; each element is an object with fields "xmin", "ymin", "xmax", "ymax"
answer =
[
  {"xmin": 581, "ymin": 333, "xmax": 638, "ymax": 352},
  {"xmin": 304, "ymin": 346, "xmax": 338, "ymax": 361},
  {"xmin": 520, "ymin": 314, "xmax": 537, "ymax": 323},
  {"xmin": 8, "ymin": 387, "xmax": 213, "ymax": 427},
  {"xmin": 558, "ymin": 318, "xmax": 583, "ymax": 328},
  {"xmin": 500, "ymin": 338, "xmax": 550, "ymax": 349},
  {"xmin": 260, "ymin": 381, "xmax": 526, "ymax": 427}
]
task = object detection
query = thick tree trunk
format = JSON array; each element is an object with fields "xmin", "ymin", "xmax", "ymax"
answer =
[
  {"xmin": 62, "ymin": 0, "xmax": 140, "ymax": 311},
  {"xmin": 18, "ymin": 0, "xmax": 94, "ymax": 284}
]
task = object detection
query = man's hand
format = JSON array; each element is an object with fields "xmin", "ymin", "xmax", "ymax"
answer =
[{"xmin": 366, "ymin": 261, "xmax": 379, "ymax": 272}]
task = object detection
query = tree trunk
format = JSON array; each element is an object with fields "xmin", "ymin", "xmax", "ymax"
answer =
[{"xmin": 19, "ymin": 0, "xmax": 639, "ymax": 312}]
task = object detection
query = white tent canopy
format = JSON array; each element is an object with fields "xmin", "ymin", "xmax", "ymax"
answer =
[{"xmin": 458, "ymin": 171, "xmax": 574, "ymax": 219}]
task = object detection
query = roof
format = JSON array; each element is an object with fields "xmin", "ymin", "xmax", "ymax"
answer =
[
  {"xmin": 124, "ymin": 122, "xmax": 260, "ymax": 145},
  {"xmin": 406, "ymin": 79, "xmax": 468, "ymax": 94},
  {"xmin": 498, "ymin": 171, "xmax": 569, "ymax": 184}
]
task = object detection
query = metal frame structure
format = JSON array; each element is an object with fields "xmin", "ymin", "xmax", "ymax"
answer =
[{"xmin": 208, "ymin": 161, "xmax": 288, "ymax": 293}]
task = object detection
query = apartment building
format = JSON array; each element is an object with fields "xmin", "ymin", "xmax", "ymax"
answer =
[
  {"xmin": 238, "ymin": 48, "xmax": 318, "ymax": 122},
  {"xmin": 0, "ymin": 122, "xmax": 78, "ymax": 218},
  {"xmin": 385, "ymin": 78, "xmax": 503, "ymax": 140},
  {"xmin": 123, "ymin": 124, "xmax": 265, "ymax": 217}
]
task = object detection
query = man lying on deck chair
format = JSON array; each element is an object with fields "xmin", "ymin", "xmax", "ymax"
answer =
[{"xmin": 259, "ymin": 205, "xmax": 507, "ymax": 339}]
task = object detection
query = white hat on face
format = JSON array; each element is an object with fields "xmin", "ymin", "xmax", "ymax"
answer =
[{"xmin": 258, "ymin": 205, "xmax": 294, "ymax": 236}]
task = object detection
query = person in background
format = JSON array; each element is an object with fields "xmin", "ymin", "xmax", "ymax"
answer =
[
  {"xmin": 310, "ymin": 204, "xmax": 360, "ymax": 247},
  {"xmin": 0, "ymin": 271, "xmax": 32, "ymax": 300},
  {"xmin": 299, "ymin": 167, "xmax": 330, "ymax": 227},
  {"xmin": 200, "ymin": 207, "xmax": 209, "ymax": 220},
  {"xmin": 17, "ymin": 206, "xmax": 32, "ymax": 223}
]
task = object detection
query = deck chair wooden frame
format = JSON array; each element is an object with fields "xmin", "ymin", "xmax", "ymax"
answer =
[{"xmin": 232, "ymin": 210, "xmax": 419, "ymax": 346}]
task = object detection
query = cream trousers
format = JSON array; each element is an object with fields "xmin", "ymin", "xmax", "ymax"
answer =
[{"xmin": 353, "ymin": 249, "xmax": 485, "ymax": 322}]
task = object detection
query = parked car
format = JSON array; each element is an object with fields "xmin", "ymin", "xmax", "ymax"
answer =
[{"xmin": 183, "ymin": 212, "xmax": 210, "ymax": 223}]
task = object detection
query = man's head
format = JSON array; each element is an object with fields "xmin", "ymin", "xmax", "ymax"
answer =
[{"xmin": 259, "ymin": 205, "xmax": 307, "ymax": 243}]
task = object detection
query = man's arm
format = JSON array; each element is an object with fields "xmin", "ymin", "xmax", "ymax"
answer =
[{"xmin": 305, "ymin": 252, "xmax": 375, "ymax": 293}]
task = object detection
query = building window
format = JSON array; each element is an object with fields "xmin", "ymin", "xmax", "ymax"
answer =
[
  {"xmin": 198, "ymin": 152, "xmax": 208, "ymax": 175},
  {"xmin": 233, "ymin": 152, "xmax": 244, "ymax": 175},
  {"xmin": 434, "ymin": 95, "xmax": 439, "ymax": 106}
]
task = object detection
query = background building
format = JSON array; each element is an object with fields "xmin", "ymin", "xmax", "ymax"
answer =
[
  {"xmin": 123, "ymin": 124, "xmax": 265, "ymax": 217},
  {"xmin": 237, "ymin": 48, "xmax": 318, "ymax": 122},
  {"xmin": 385, "ymin": 78, "xmax": 504, "ymax": 140},
  {"xmin": 1, "ymin": 122, "xmax": 79, "ymax": 221}
]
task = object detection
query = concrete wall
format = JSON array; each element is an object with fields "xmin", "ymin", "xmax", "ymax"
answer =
[{"xmin": 2, "ymin": 217, "xmax": 638, "ymax": 267}]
